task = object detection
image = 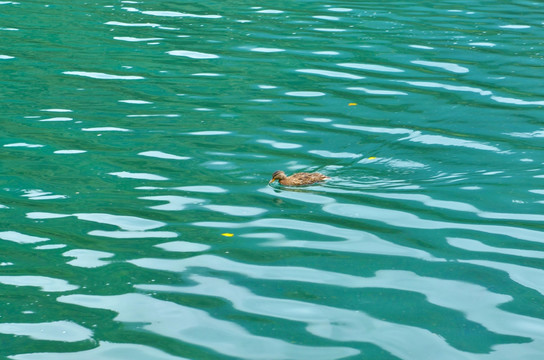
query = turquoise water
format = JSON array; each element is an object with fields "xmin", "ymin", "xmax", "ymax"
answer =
[{"xmin": 2, "ymin": 0, "xmax": 544, "ymax": 359}]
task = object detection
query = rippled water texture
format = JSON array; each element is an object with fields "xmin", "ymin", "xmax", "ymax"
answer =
[{"xmin": 2, "ymin": 0, "xmax": 544, "ymax": 359}]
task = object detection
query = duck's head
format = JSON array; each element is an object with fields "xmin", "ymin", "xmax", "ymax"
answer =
[{"xmin": 269, "ymin": 170, "xmax": 287, "ymax": 184}]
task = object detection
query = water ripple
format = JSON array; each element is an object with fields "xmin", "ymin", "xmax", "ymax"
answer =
[
  {"xmin": 136, "ymin": 273, "xmax": 532, "ymax": 360},
  {"xmin": 334, "ymin": 124, "xmax": 500, "ymax": 152},
  {"xmin": 58, "ymin": 293, "xmax": 359, "ymax": 359},
  {"xmin": 0, "ymin": 321, "xmax": 92, "ymax": 342},
  {"xmin": 322, "ymin": 202, "xmax": 544, "ymax": 243},
  {"xmin": 63, "ymin": 71, "xmax": 144, "ymax": 80},
  {"xmin": 338, "ymin": 63, "xmax": 404, "ymax": 73},
  {"xmin": 411, "ymin": 60, "xmax": 470, "ymax": 73},
  {"xmin": 109, "ymin": 171, "xmax": 169, "ymax": 181},
  {"xmin": 63, "ymin": 249, "xmax": 114, "ymax": 268},
  {"xmin": 448, "ymin": 237, "xmax": 544, "ymax": 259},
  {"xmin": 397, "ymin": 80, "xmax": 492, "ymax": 96},
  {"xmin": 138, "ymin": 151, "xmax": 191, "ymax": 160},
  {"xmin": 0, "ymin": 231, "xmax": 49, "ymax": 244},
  {"xmin": 141, "ymin": 11, "xmax": 222, "ymax": 19},
  {"xmin": 3, "ymin": 0, "xmax": 544, "ymax": 358},
  {"xmin": 167, "ymin": 50, "xmax": 219, "ymax": 59},
  {"xmin": 10, "ymin": 342, "xmax": 187, "ymax": 360},
  {"xmin": 105, "ymin": 21, "xmax": 161, "ymax": 27},
  {"xmin": 296, "ymin": 68, "xmax": 364, "ymax": 80},
  {"xmin": 0, "ymin": 276, "xmax": 78, "ymax": 292},
  {"xmin": 285, "ymin": 91, "xmax": 326, "ymax": 97}
]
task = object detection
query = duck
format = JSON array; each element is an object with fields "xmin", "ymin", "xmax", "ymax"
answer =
[{"xmin": 269, "ymin": 170, "xmax": 329, "ymax": 186}]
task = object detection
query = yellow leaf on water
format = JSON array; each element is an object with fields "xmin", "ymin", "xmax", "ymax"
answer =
[
  {"xmin": 368, "ymin": 157, "xmax": 377, "ymax": 160},
  {"xmin": 221, "ymin": 233, "xmax": 234, "ymax": 237},
  {"xmin": 348, "ymin": 103, "xmax": 357, "ymax": 106}
]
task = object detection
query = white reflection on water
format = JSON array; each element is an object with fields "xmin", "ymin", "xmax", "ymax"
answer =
[
  {"xmin": 323, "ymin": 202, "xmax": 544, "ymax": 243},
  {"xmin": 130, "ymin": 266, "xmax": 544, "ymax": 359},
  {"xmin": 313, "ymin": 15, "xmax": 340, "ymax": 21},
  {"xmin": 129, "ymin": 254, "xmax": 410, "ymax": 287},
  {"xmin": 109, "ymin": 171, "xmax": 169, "ymax": 181},
  {"xmin": 89, "ymin": 230, "xmax": 178, "ymax": 239},
  {"xmin": 21, "ymin": 189, "xmax": 67, "ymax": 200},
  {"xmin": 397, "ymin": 80, "xmax": 492, "ymax": 96},
  {"xmin": 88, "ymin": 230, "xmax": 177, "ymax": 239},
  {"xmin": 4, "ymin": 143, "xmax": 44, "ymax": 148},
  {"xmin": 138, "ymin": 151, "xmax": 191, "ymax": 160},
  {"xmin": 136, "ymin": 275, "xmax": 474, "ymax": 360},
  {"xmin": 10, "ymin": 341, "xmax": 187, "ymax": 360},
  {"xmin": 0, "ymin": 276, "xmax": 78, "ymax": 292},
  {"xmin": 105, "ymin": 21, "xmax": 161, "ymax": 28},
  {"xmin": 507, "ymin": 129, "xmax": 544, "ymax": 138},
  {"xmin": 73, "ymin": 213, "xmax": 165, "ymax": 231},
  {"xmin": 490, "ymin": 96, "xmax": 544, "ymax": 106},
  {"xmin": 461, "ymin": 260, "xmax": 544, "ymax": 296},
  {"xmin": 334, "ymin": 124, "xmax": 500, "ymax": 152},
  {"xmin": 296, "ymin": 69, "xmax": 364, "ymax": 80},
  {"xmin": 338, "ymin": 63, "xmax": 404, "ymax": 73},
  {"xmin": 0, "ymin": 231, "xmax": 49, "ymax": 244},
  {"xmin": 63, "ymin": 71, "xmax": 144, "ymax": 80},
  {"xmin": 40, "ymin": 108, "xmax": 72, "ymax": 112},
  {"xmin": 499, "ymin": 24, "xmax": 530, "ymax": 29},
  {"xmin": 259, "ymin": 234, "xmax": 433, "ymax": 259},
  {"xmin": 448, "ymin": 238, "xmax": 544, "ymax": 259},
  {"xmin": 363, "ymin": 192, "xmax": 544, "ymax": 222},
  {"xmin": 26, "ymin": 212, "xmax": 177, "ymax": 239},
  {"xmin": 167, "ymin": 50, "xmax": 219, "ymax": 59},
  {"xmin": 114, "ymin": 37, "xmax": 163, "ymax": 42},
  {"xmin": 469, "ymin": 42, "xmax": 496, "ymax": 47},
  {"xmin": 411, "ymin": 60, "xmax": 470, "ymax": 74},
  {"xmin": 155, "ymin": 241, "xmax": 210, "ymax": 253},
  {"xmin": 203, "ymin": 205, "xmax": 267, "ymax": 216},
  {"xmin": 39, "ymin": 117, "xmax": 73, "ymax": 122},
  {"xmin": 195, "ymin": 214, "xmax": 435, "ymax": 260},
  {"xmin": 0, "ymin": 321, "xmax": 92, "ymax": 342},
  {"xmin": 312, "ymin": 50, "xmax": 340, "ymax": 55},
  {"xmin": 259, "ymin": 187, "xmax": 334, "ymax": 204},
  {"xmin": 250, "ymin": 47, "xmax": 285, "ymax": 53},
  {"xmin": 304, "ymin": 117, "xmax": 332, "ymax": 123},
  {"xmin": 257, "ymin": 139, "xmax": 302, "ymax": 149},
  {"xmin": 118, "ymin": 99, "xmax": 152, "ymax": 104},
  {"xmin": 63, "ymin": 249, "xmax": 115, "ymax": 268},
  {"xmin": 256, "ymin": 9, "xmax": 284, "ymax": 14},
  {"xmin": 57, "ymin": 293, "xmax": 359, "ymax": 360},
  {"xmin": 54, "ymin": 150, "xmax": 87, "ymax": 154},
  {"xmin": 185, "ymin": 130, "xmax": 230, "ymax": 135},
  {"xmin": 136, "ymin": 185, "xmax": 227, "ymax": 193},
  {"xmin": 142, "ymin": 11, "xmax": 222, "ymax": 19},
  {"xmin": 309, "ymin": 149, "xmax": 362, "ymax": 158},
  {"xmin": 285, "ymin": 91, "xmax": 326, "ymax": 97},
  {"xmin": 140, "ymin": 195, "xmax": 205, "ymax": 211},
  {"xmin": 81, "ymin": 127, "xmax": 131, "ymax": 132},
  {"xmin": 313, "ymin": 27, "xmax": 346, "ymax": 32},
  {"xmin": 347, "ymin": 87, "xmax": 408, "ymax": 95},
  {"xmin": 327, "ymin": 7, "xmax": 352, "ymax": 12}
]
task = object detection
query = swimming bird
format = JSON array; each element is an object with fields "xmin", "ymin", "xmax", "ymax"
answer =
[{"xmin": 269, "ymin": 170, "xmax": 329, "ymax": 186}]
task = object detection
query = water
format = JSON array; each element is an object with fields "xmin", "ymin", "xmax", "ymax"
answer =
[{"xmin": 1, "ymin": 0, "xmax": 543, "ymax": 359}]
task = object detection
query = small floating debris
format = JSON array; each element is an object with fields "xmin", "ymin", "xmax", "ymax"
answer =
[{"xmin": 221, "ymin": 233, "xmax": 234, "ymax": 237}]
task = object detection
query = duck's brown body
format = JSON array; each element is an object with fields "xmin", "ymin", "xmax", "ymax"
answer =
[{"xmin": 269, "ymin": 170, "xmax": 329, "ymax": 186}]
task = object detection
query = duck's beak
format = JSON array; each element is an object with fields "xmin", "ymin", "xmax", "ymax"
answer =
[{"xmin": 269, "ymin": 178, "xmax": 276, "ymax": 184}]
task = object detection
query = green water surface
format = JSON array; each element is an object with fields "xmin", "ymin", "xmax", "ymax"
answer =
[{"xmin": 1, "ymin": 0, "xmax": 544, "ymax": 359}]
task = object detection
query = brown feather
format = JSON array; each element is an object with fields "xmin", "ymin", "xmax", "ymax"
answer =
[{"xmin": 269, "ymin": 170, "xmax": 329, "ymax": 186}]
